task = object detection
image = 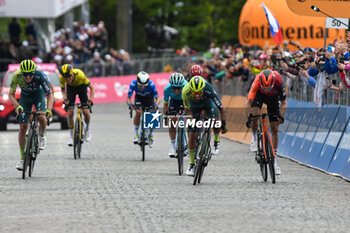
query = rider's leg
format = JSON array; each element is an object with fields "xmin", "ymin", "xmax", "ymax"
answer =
[
  {"xmin": 169, "ymin": 117, "xmax": 176, "ymax": 149},
  {"xmin": 67, "ymin": 108, "xmax": 74, "ymax": 138},
  {"xmin": 134, "ymin": 109, "xmax": 142, "ymax": 136},
  {"xmin": 82, "ymin": 108, "xmax": 90, "ymax": 127},
  {"xmin": 270, "ymin": 122, "xmax": 279, "ymax": 155},
  {"xmin": 188, "ymin": 131, "xmax": 197, "ymax": 165},
  {"xmin": 18, "ymin": 123, "xmax": 28, "ymax": 159}
]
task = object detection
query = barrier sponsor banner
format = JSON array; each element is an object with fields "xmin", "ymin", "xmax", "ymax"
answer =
[
  {"xmin": 278, "ymin": 99, "xmax": 303, "ymax": 156},
  {"xmin": 328, "ymin": 116, "xmax": 350, "ymax": 176},
  {"xmin": 90, "ymin": 73, "xmax": 171, "ymax": 103},
  {"xmin": 306, "ymin": 105, "xmax": 340, "ymax": 168},
  {"xmin": 317, "ymin": 107, "xmax": 348, "ymax": 171},
  {"xmin": 289, "ymin": 102, "xmax": 316, "ymax": 161}
]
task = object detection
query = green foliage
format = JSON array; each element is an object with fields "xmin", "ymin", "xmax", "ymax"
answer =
[{"xmin": 91, "ymin": 0, "xmax": 246, "ymax": 52}]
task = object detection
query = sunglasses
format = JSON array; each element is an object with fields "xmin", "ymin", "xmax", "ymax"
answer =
[
  {"xmin": 22, "ymin": 72, "xmax": 34, "ymax": 77},
  {"xmin": 138, "ymin": 83, "xmax": 148, "ymax": 87},
  {"xmin": 192, "ymin": 91, "xmax": 203, "ymax": 96},
  {"xmin": 171, "ymin": 86, "xmax": 182, "ymax": 90},
  {"xmin": 63, "ymin": 74, "xmax": 73, "ymax": 79}
]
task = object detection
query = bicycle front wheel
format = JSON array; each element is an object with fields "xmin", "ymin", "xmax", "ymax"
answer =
[
  {"xmin": 177, "ymin": 128, "xmax": 184, "ymax": 175},
  {"xmin": 264, "ymin": 132, "xmax": 276, "ymax": 184},
  {"xmin": 258, "ymin": 130, "xmax": 267, "ymax": 182},
  {"xmin": 73, "ymin": 118, "xmax": 82, "ymax": 159},
  {"xmin": 29, "ymin": 130, "xmax": 38, "ymax": 177},
  {"xmin": 141, "ymin": 130, "xmax": 145, "ymax": 161},
  {"xmin": 23, "ymin": 129, "xmax": 33, "ymax": 179},
  {"xmin": 193, "ymin": 132, "xmax": 209, "ymax": 185}
]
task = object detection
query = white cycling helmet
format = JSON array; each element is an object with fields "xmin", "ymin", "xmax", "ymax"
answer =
[{"xmin": 137, "ymin": 71, "xmax": 150, "ymax": 86}]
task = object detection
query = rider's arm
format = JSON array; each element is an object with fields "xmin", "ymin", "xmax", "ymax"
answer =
[
  {"xmin": 150, "ymin": 81, "xmax": 159, "ymax": 106},
  {"xmin": 280, "ymin": 100, "xmax": 287, "ymax": 116},
  {"xmin": 38, "ymin": 72, "xmax": 53, "ymax": 110},
  {"xmin": 126, "ymin": 81, "xmax": 135, "ymax": 106},
  {"xmin": 88, "ymin": 83, "xmax": 95, "ymax": 101},
  {"xmin": 181, "ymin": 83, "xmax": 191, "ymax": 110},
  {"xmin": 279, "ymin": 85, "xmax": 287, "ymax": 117},
  {"xmin": 154, "ymin": 96, "xmax": 159, "ymax": 106},
  {"xmin": 9, "ymin": 72, "xmax": 19, "ymax": 108}
]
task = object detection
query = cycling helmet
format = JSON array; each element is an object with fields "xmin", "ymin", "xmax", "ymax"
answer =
[
  {"xmin": 20, "ymin": 59, "xmax": 36, "ymax": 73},
  {"xmin": 259, "ymin": 70, "xmax": 275, "ymax": 91},
  {"xmin": 190, "ymin": 64, "xmax": 203, "ymax": 76},
  {"xmin": 189, "ymin": 76, "xmax": 205, "ymax": 92},
  {"xmin": 60, "ymin": 64, "xmax": 73, "ymax": 78},
  {"xmin": 169, "ymin": 72, "xmax": 185, "ymax": 87},
  {"xmin": 137, "ymin": 71, "xmax": 150, "ymax": 86}
]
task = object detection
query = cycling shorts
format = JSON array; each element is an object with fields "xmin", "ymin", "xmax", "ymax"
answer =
[
  {"xmin": 168, "ymin": 98, "xmax": 183, "ymax": 114},
  {"xmin": 18, "ymin": 89, "xmax": 47, "ymax": 123},
  {"xmin": 134, "ymin": 94, "xmax": 155, "ymax": 109},
  {"xmin": 67, "ymin": 84, "xmax": 89, "ymax": 109},
  {"xmin": 251, "ymin": 90, "xmax": 280, "ymax": 122},
  {"xmin": 189, "ymin": 99, "xmax": 219, "ymax": 132}
]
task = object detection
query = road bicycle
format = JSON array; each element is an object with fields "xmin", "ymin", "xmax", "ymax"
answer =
[
  {"xmin": 252, "ymin": 113, "xmax": 277, "ymax": 184},
  {"xmin": 166, "ymin": 107, "xmax": 188, "ymax": 175},
  {"xmin": 130, "ymin": 105, "xmax": 155, "ymax": 161},
  {"xmin": 193, "ymin": 116, "xmax": 213, "ymax": 185},
  {"xmin": 22, "ymin": 112, "xmax": 48, "ymax": 179},
  {"xmin": 73, "ymin": 104, "xmax": 92, "ymax": 159}
]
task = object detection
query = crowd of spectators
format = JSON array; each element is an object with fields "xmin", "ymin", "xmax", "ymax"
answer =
[
  {"xmin": 179, "ymin": 34, "xmax": 350, "ymax": 107},
  {"xmin": 0, "ymin": 18, "xmax": 134, "ymax": 77}
]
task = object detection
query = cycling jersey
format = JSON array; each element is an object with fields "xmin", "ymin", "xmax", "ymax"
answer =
[
  {"xmin": 10, "ymin": 70, "xmax": 51, "ymax": 96},
  {"xmin": 181, "ymin": 81, "xmax": 223, "ymax": 110},
  {"xmin": 127, "ymin": 80, "xmax": 158, "ymax": 98},
  {"xmin": 59, "ymin": 69, "xmax": 90, "ymax": 88},
  {"xmin": 247, "ymin": 71, "xmax": 286, "ymax": 101},
  {"xmin": 163, "ymin": 80, "xmax": 188, "ymax": 103}
]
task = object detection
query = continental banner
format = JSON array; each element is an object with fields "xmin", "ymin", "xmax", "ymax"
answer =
[
  {"xmin": 239, "ymin": 0, "xmax": 346, "ymax": 49},
  {"xmin": 286, "ymin": 0, "xmax": 350, "ymax": 18}
]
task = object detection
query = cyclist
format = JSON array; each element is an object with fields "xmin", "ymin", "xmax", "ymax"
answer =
[
  {"xmin": 163, "ymin": 72, "xmax": 188, "ymax": 157},
  {"xmin": 185, "ymin": 64, "xmax": 203, "ymax": 81},
  {"xmin": 126, "ymin": 71, "xmax": 159, "ymax": 147},
  {"xmin": 246, "ymin": 69, "xmax": 287, "ymax": 175},
  {"xmin": 182, "ymin": 76, "xmax": 227, "ymax": 176},
  {"xmin": 9, "ymin": 59, "xmax": 53, "ymax": 170},
  {"xmin": 59, "ymin": 64, "xmax": 95, "ymax": 146}
]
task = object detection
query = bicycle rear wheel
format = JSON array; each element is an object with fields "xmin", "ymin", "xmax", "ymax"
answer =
[
  {"xmin": 23, "ymin": 129, "xmax": 33, "ymax": 179},
  {"xmin": 177, "ymin": 128, "xmax": 184, "ymax": 175},
  {"xmin": 265, "ymin": 132, "xmax": 276, "ymax": 184},
  {"xmin": 29, "ymin": 130, "xmax": 38, "ymax": 177},
  {"xmin": 258, "ymin": 130, "xmax": 267, "ymax": 182},
  {"xmin": 141, "ymin": 129, "xmax": 145, "ymax": 161}
]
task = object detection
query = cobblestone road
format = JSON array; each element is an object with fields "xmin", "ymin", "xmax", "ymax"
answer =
[{"xmin": 0, "ymin": 103, "xmax": 349, "ymax": 233}]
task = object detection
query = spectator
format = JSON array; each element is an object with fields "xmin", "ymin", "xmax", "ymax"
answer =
[
  {"xmin": 88, "ymin": 51, "xmax": 105, "ymax": 77},
  {"xmin": 8, "ymin": 18, "xmax": 21, "ymax": 47},
  {"xmin": 25, "ymin": 19, "xmax": 37, "ymax": 44}
]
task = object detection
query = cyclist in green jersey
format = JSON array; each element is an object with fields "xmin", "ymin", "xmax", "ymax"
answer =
[
  {"xmin": 9, "ymin": 60, "xmax": 53, "ymax": 171},
  {"xmin": 182, "ymin": 76, "xmax": 227, "ymax": 176}
]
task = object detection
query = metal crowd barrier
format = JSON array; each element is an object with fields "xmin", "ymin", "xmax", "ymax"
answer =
[{"xmin": 221, "ymin": 72, "xmax": 350, "ymax": 107}]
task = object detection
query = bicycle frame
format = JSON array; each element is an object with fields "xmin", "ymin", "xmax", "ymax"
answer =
[
  {"xmin": 22, "ymin": 112, "xmax": 45, "ymax": 179},
  {"xmin": 260, "ymin": 115, "xmax": 276, "ymax": 161},
  {"xmin": 130, "ymin": 105, "xmax": 154, "ymax": 161},
  {"xmin": 193, "ymin": 115, "xmax": 213, "ymax": 185},
  {"xmin": 253, "ymin": 113, "xmax": 277, "ymax": 183}
]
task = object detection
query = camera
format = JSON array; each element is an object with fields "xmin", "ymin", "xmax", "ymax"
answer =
[{"xmin": 339, "ymin": 54, "xmax": 345, "ymax": 64}]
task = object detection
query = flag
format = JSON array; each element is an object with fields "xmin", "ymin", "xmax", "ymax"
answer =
[{"xmin": 262, "ymin": 3, "xmax": 283, "ymax": 45}]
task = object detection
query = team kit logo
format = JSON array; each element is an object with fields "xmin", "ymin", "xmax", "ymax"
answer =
[{"xmin": 143, "ymin": 111, "xmax": 222, "ymax": 129}]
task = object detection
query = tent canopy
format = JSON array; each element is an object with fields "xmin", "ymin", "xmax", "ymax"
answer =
[{"xmin": 0, "ymin": 0, "xmax": 88, "ymax": 18}]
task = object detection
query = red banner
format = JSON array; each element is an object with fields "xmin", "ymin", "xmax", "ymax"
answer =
[{"xmin": 90, "ymin": 72, "xmax": 171, "ymax": 103}]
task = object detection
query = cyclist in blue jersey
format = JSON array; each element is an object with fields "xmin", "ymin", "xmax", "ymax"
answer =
[
  {"xmin": 163, "ymin": 72, "xmax": 188, "ymax": 157},
  {"xmin": 126, "ymin": 71, "xmax": 159, "ymax": 147}
]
